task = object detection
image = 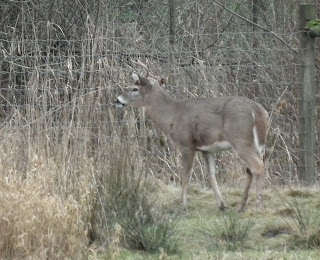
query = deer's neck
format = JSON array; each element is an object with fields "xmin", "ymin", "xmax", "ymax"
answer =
[{"xmin": 144, "ymin": 89, "xmax": 179, "ymax": 134}]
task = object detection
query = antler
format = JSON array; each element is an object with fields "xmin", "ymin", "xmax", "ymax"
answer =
[{"xmin": 131, "ymin": 59, "xmax": 149, "ymax": 77}]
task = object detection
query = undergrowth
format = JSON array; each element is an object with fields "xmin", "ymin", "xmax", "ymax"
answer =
[
  {"xmin": 285, "ymin": 198, "xmax": 320, "ymax": 249},
  {"xmin": 91, "ymin": 142, "xmax": 181, "ymax": 255},
  {"xmin": 200, "ymin": 210, "xmax": 254, "ymax": 251}
]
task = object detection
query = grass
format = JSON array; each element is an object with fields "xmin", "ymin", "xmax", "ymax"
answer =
[
  {"xmin": 199, "ymin": 209, "xmax": 255, "ymax": 251},
  {"xmin": 1, "ymin": 138, "xmax": 320, "ymax": 259},
  {"xmin": 92, "ymin": 186, "xmax": 320, "ymax": 259},
  {"xmin": 97, "ymin": 145, "xmax": 181, "ymax": 255},
  {"xmin": 284, "ymin": 197, "xmax": 320, "ymax": 249},
  {"xmin": 0, "ymin": 174, "xmax": 88, "ymax": 259},
  {"xmin": 4, "ymin": 145, "xmax": 320, "ymax": 260}
]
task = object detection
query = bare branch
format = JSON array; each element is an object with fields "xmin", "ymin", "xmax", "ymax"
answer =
[{"xmin": 211, "ymin": 0, "xmax": 298, "ymax": 53}]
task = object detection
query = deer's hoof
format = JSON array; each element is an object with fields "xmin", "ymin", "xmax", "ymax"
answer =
[
  {"xmin": 219, "ymin": 203, "xmax": 228, "ymax": 211},
  {"xmin": 238, "ymin": 207, "xmax": 246, "ymax": 213}
]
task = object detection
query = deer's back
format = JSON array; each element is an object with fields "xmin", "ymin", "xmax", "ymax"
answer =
[{"xmin": 169, "ymin": 96, "xmax": 267, "ymax": 149}]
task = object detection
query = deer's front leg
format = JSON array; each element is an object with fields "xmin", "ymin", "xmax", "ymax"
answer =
[{"xmin": 181, "ymin": 148, "xmax": 196, "ymax": 211}]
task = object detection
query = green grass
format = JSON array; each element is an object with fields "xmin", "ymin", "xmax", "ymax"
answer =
[{"xmin": 95, "ymin": 186, "xmax": 320, "ymax": 259}]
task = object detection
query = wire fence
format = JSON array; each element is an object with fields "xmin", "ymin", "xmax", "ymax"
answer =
[{"xmin": 0, "ymin": 31, "xmax": 319, "ymax": 186}]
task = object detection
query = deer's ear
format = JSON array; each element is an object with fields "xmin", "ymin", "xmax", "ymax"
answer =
[{"xmin": 138, "ymin": 75, "xmax": 152, "ymax": 88}]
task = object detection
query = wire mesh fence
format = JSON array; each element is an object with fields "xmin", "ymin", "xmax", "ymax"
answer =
[{"xmin": 0, "ymin": 30, "xmax": 319, "ymax": 187}]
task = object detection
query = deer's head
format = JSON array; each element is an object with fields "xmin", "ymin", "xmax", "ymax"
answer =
[{"xmin": 116, "ymin": 73, "xmax": 165, "ymax": 108}]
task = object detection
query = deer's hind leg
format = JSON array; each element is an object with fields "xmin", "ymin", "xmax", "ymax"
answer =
[
  {"xmin": 239, "ymin": 167, "xmax": 253, "ymax": 211},
  {"xmin": 233, "ymin": 146, "xmax": 264, "ymax": 211},
  {"xmin": 202, "ymin": 151, "xmax": 226, "ymax": 210}
]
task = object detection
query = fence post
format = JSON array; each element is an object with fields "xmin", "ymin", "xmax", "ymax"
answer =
[
  {"xmin": 168, "ymin": 0, "xmax": 176, "ymax": 86},
  {"xmin": 298, "ymin": 3, "xmax": 316, "ymax": 184}
]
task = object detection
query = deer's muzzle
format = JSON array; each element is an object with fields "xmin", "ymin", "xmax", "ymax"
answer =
[{"xmin": 115, "ymin": 96, "xmax": 126, "ymax": 108}]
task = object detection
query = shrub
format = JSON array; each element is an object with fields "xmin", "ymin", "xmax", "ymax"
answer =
[
  {"xmin": 200, "ymin": 210, "xmax": 254, "ymax": 251},
  {"xmin": 91, "ymin": 142, "xmax": 181, "ymax": 255},
  {"xmin": 285, "ymin": 198, "xmax": 320, "ymax": 249}
]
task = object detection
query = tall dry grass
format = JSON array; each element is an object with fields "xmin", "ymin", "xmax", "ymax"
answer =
[
  {"xmin": 0, "ymin": 33, "xmax": 181, "ymax": 257},
  {"xmin": 0, "ymin": 28, "xmax": 147, "ymax": 257},
  {"xmin": 0, "ymin": 174, "xmax": 88, "ymax": 259}
]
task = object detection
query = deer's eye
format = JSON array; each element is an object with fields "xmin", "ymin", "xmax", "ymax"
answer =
[{"xmin": 132, "ymin": 88, "xmax": 139, "ymax": 92}]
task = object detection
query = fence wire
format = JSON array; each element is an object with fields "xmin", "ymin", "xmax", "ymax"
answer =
[{"xmin": 0, "ymin": 32, "xmax": 319, "ymax": 185}]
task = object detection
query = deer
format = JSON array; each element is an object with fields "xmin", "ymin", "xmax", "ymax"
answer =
[{"xmin": 116, "ymin": 65, "xmax": 269, "ymax": 212}]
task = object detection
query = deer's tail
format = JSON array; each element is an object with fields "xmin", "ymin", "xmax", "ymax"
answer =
[{"xmin": 252, "ymin": 105, "xmax": 269, "ymax": 156}]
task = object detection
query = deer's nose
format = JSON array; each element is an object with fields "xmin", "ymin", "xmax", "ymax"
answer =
[{"xmin": 115, "ymin": 97, "xmax": 126, "ymax": 108}]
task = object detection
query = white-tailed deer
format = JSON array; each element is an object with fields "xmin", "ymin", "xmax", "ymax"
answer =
[{"xmin": 116, "ymin": 70, "xmax": 268, "ymax": 212}]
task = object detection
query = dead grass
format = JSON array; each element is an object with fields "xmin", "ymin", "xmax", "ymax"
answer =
[
  {"xmin": 0, "ymin": 174, "xmax": 88, "ymax": 259},
  {"xmin": 286, "ymin": 187, "xmax": 317, "ymax": 198},
  {"xmin": 0, "ymin": 123, "xmax": 98, "ymax": 259}
]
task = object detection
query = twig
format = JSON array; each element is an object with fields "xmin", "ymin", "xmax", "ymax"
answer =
[{"xmin": 211, "ymin": 0, "xmax": 298, "ymax": 53}]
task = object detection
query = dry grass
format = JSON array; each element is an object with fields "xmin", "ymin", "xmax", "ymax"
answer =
[
  {"xmin": 0, "ymin": 164, "xmax": 88, "ymax": 259},
  {"xmin": 0, "ymin": 109, "xmax": 179, "ymax": 259}
]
